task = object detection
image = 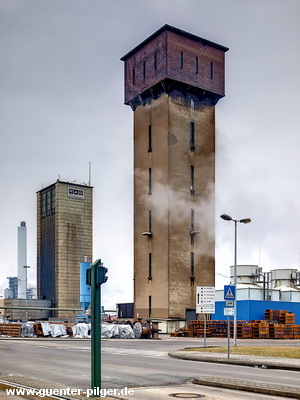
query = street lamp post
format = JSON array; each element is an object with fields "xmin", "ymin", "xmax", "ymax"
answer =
[{"xmin": 220, "ymin": 214, "xmax": 251, "ymax": 346}]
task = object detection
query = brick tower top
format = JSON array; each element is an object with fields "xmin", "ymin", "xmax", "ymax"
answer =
[{"xmin": 121, "ymin": 24, "xmax": 229, "ymax": 109}]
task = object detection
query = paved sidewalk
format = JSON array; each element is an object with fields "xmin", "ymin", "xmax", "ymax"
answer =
[{"xmin": 168, "ymin": 349, "xmax": 300, "ymax": 370}]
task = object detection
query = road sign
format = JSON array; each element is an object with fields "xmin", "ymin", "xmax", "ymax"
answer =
[
  {"xmin": 225, "ymin": 300, "xmax": 234, "ymax": 307},
  {"xmin": 196, "ymin": 286, "xmax": 215, "ymax": 314},
  {"xmin": 224, "ymin": 285, "xmax": 235, "ymax": 300},
  {"xmin": 224, "ymin": 307, "xmax": 234, "ymax": 316}
]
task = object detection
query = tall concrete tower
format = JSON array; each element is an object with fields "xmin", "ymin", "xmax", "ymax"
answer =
[
  {"xmin": 121, "ymin": 25, "xmax": 228, "ymax": 321},
  {"xmin": 17, "ymin": 221, "xmax": 27, "ymax": 299},
  {"xmin": 37, "ymin": 180, "xmax": 93, "ymax": 318}
]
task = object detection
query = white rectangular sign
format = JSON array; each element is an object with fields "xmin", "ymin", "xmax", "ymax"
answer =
[
  {"xmin": 196, "ymin": 286, "xmax": 215, "ymax": 314},
  {"xmin": 224, "ymin": 307, "xmax": 234, "ymax": 316}
]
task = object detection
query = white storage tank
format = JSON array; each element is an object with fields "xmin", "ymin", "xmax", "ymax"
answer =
[
  {"xmin": 229, "ymin": 265, "xmax": 264, "ymax": 300},
  {"xmin": 271, "ymin": 268, "xmax": 300, "ymax": 302}
]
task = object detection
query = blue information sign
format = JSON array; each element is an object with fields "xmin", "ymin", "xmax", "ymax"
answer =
[{"xmin": 224, "ymin": 285, "xmax": 236, "ymax": 300}]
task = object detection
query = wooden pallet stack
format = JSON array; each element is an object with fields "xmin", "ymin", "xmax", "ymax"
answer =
[
  {"xmin": 176, "ymin": 310, "xmax": 299, "ymax": 339},
  {"xmin": 237, "ymin": 322, "xmax": 253, "ymax": 339},
  {"xmin": 269, "ymin": 324, "xmax": 293, "ymax": 339},
  {"xmin": 0, "ymin": 323, "xmax": 22, "ymax": 337},
  {"xmin": 170, "ymin": 328, "xmax": 189, "ymax": 337},
  {"xmin": 293, "ymin": 325, "xmax": 300, "ymax": 339},
  {"xmin": 264, "ymin": 309, "xmax": 280, "ymax": 323},
  {"xmin": 252, "ymin": 320, "xmax": 269, "ymax": 339}
]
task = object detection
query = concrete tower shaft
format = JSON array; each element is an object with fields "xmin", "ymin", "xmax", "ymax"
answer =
[{"xmin": 122, "ymin": 25, "xmax": 228, "ymax": 320}]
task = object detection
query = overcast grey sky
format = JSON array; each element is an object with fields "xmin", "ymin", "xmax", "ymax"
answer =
[{"xmin": 1, "ymin": 0, "xmax": 300, "ymax": 309}]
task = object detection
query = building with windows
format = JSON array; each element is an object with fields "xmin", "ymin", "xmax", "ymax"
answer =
[
  {"xmin": 121, "ymin": 25, "xmax": 228, "ymax": 322},
  {"xmin": 4, "ymin": 277, "xmax": 18, "ymax": 299},
  {"xmin": 37, "ymin": 180, "xmax": 93, "ymax": 318}
]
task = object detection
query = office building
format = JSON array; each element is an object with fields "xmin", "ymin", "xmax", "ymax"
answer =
[{"xmin": 37, "ymin": 180, "xmax": 93, "ymax": 318}]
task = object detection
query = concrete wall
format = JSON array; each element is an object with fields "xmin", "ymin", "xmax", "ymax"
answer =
[{"xmin": 2, "ymin": 299, "xmax": 52, "ymax": 321}]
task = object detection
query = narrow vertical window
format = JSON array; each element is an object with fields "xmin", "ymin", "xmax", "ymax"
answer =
[
  {"xmin": 190, "ymin": 252, "xmax": 195, "ymax": 283},
  {"xmin": 190, "ymin": 121, "xmax": 195, "ymax": 151},
  {"xmin": 148, "ymin": 253, "xmax": 152, "ymax": 280},
  {"xmin": 190, "ymin": 166, "xmax": 195, "ymax": 195},
  {"xmin": 143, "ymin": 61, "xmax": 146, "ymax": 79},
  {"xmin": 149, "ymin": 295, "xmax": 152, "ymax": 317},
  {"xmin": 195, "ymin": 56, "xmax": 199, "ymax": 74},
  {"xmin": 180, "ymin": 51, "xmax": 184, "ymax": 68},
  {"xmin": 149, "ymin": 210, "xmax": 152, "ymax": 233},
  {"xmin": 154, "ymin": 53, "xmax": 157, "ymax": 71},
  {"xmin": 191, "ymin": 209, "xmax": 195, "ymax": 245},
  {"xmin": 191, "ymin": 209, "xmax": 195, "ymax": 230},
  {"xmin": 148, "ymin": 168, "xmax": 152, "ymax": 195},
  {"xmin": 210, "ymin": 61, "xmax": 213, "ymax": 79},
  {"xmin": 148, "ymin": 124, "xmax": 152, "ymax": 152},
  {"xmin": 132, "ymin": 68, "xmax": 135, "ymax": 85}
]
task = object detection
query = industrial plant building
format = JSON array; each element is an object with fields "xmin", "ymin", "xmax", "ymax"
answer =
[
  {"xmin": 121, "ymin": 24, "xmax": 228, "ymax": 322},
  {"xmin": 37, "ymin": 180, "xmax": 93, "ymax": 318},
  {"xmin": 213, "ymin": 265, "xmax": 300, "ymax": 323}
]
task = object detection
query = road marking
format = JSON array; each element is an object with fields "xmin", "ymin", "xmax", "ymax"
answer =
[{"xmin": 101, "ymin": 347, "xmax": 167, "ymax": 358}]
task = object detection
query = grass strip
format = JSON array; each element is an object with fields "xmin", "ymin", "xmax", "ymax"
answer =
[{"xmin": 181, "ymin": 346, "xmax": 300, "ymax": 359}]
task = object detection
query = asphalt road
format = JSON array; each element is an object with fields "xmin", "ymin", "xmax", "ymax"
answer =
[{"xmin": 0, "ymin": 337, "xmax": 299, "ymax": 391}]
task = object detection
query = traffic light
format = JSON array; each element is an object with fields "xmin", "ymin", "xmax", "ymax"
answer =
[
  {"xmin": 86, "ymin": 259, "xmax": 108, "ymax": 286},
  {"xmin": 97, "ymin": 266, "xmax": 108, "ymax": 285}
]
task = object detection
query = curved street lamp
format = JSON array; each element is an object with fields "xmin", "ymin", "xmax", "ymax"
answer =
[{"xmin": 220, "ymin": 214, "xmax": 251, "ymax": 346}]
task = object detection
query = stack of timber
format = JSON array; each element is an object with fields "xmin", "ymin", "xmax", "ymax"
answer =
[
  {"xmin": 188, "ymin": 320, "xmax": 246, "ymax": 338},
  {"xmin": 236, "ymin": 322, "xmax": 253, "ymax": 339},
  {"xmin": 252, "ymin": 320, "xmax": 269, "ymax": 339},
  {"xmin": 0, "ymin": 323, "xmax": 22, "ymax": 337},
  {"xmin": 0, "ymin": 322, "xmax": 75, "ymax": 338},
  {"xmin": 170, "ymin": 328, "xmax": 189, "ymax": 337},
  {"xmin": 269, "ymin": 324, "xmax": 293, "ymax": 339},
  {"xmin": 265, "ymin": 309, "xmax": 295, "ymax": 324},
  {"xmin": 173, "ymin": 309, "xmax": 299, "ymax": 339}
]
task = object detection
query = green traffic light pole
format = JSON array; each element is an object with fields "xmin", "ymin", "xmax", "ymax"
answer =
[
  {"xmin": 87, "ymin": 259, "xmax": 108, "ymax": 391},
  {"xmin": 90, "ymin": 259, "xmax": 101, "ymax": 390}
]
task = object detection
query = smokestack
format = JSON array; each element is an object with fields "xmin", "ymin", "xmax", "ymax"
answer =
[{"xmin": 17, "ymin": 221, "xmax": 27, "ymax": 299}]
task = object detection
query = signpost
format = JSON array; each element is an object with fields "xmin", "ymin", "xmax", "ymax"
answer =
[
  {"xmin": 224, "ymin": 285, "xmax": 235, "ymax": 359},
  {"xmin": 196, "ymin": 286, "xmax": 215, "ymax": 348}
]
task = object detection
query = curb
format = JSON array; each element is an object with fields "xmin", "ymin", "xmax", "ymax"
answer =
[
  {"xmin": 192, "ymin": 376, "xmax": 300, "ymax": 399},
  {"xmin": 168, "ymin": 351, "xmax": 300, "ymax": 371}
]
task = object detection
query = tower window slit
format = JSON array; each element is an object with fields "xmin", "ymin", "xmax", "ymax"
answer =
[
  {"xmin": 148, "ymin": 124, "xmax": 152, "ymax": 152},
  {"xmin": 195, "ymin": 56, "xmax": 199, "ymax": 74},
  {"xmin": 180, "ymin": 51, "xmax": 183, "ymax": 68},
  {"xmin": 190, "ymin": 252, "xmax": 195, "ymax": 284},
  {"xmin": 148, "ymin": 168, "xmax": 152, "ymax": 195},
  {"xmin": 210, "ymin": 61, "xmax": 213, "ymax": 79},
  {"xmin": 190, "ymin": 166, "xmax": 195, "ymax": 195},
  {"xmin": 149, "ymin": 295, "xmax": 152, "ymax": 316},
  {"xmin": 191, "ymin": 209, "xmax": 195, "ymax": 245},
  {"xmin": 148, "ymin": 253, "xmax": 152, "ymax": 280},
  {"xmin": 149, "ymin": 210, "xmax": 152, "ymax": 232},
  {"xmin": 190, "ymin": 121, "xmax": 195, "ymax": 151}
]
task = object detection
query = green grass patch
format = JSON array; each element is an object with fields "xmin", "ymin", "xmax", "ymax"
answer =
[{"xmin": 181, "ymin": 346, "xmax": 300, "ymax": 359}]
